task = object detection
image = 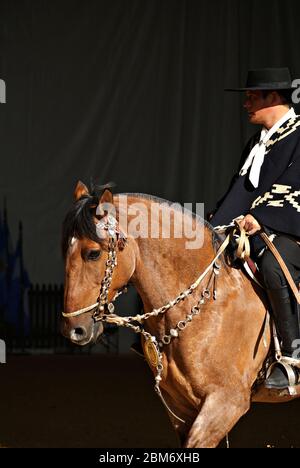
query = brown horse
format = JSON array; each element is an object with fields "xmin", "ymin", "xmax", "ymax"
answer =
[{"xmin": 61, "ymin": 182, "xmax": 300, "ymax": 448}]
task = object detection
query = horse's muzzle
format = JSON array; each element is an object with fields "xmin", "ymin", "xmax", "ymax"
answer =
[
  {"xmin": 70, "ymin": 326, "xmax": 89, "ymax": 343},
  {"xmin": 61, "ymin": 319, "xmax": 103, "ymax": 346}
]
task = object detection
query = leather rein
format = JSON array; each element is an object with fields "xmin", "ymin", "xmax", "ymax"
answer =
[
  {"xmin": 62, "ymin": 216, "xmax": 232, "ymax": 424},
  {"xmin": 62, "ymin": 216, "xmax": 230, "ymax": 325},
  {"xmin": 62, "ymin": 215, "xmax": 299, "ymax": 324},
  {"xmin": 61, "ymin": 215, "xmax": 299, "ymax": 423}
]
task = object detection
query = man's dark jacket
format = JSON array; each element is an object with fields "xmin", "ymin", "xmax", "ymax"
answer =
[{"xmin": 211, "ymin": 116, "xmax": 300, "ymax": 244}]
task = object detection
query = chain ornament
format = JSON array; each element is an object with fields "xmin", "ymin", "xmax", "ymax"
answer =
[
  {"xmin": 161, "ymin": 298, "xmax": 205, "ymax": 347},
  {"xmin": 93, "ymin": 237, "xmax": 118, "ymax": 319},
  {"xmin": 62, "ymin": 224, "xmax": 230, "ymax": 423},
  {"xmin": 88, "ymin": 236, "xmax": 223, "ymax": 423},
  {"xmin": 96, "ymin": 214, "xmax": 118, "ymax": 239},
  {"xmin": 97, "ymin": 254, "xmax": 220, "ymax": 424}
]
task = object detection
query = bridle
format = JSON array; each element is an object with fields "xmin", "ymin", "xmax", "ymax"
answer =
[
  {"xmin": 61, "ymin": 213, "xmax": 237, "ymax": 424},
  {"xmin": 62, "ymin": 214, "xmax": 128, "ymax": 321}
]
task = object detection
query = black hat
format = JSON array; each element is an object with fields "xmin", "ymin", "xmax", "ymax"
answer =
[{"xmin": 226, "ymin": 67, "xmax": 294, "ymax": 91}]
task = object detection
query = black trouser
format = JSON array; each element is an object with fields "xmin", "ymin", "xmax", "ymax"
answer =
[
  {"xmin": 258, "ymin": 236, "xmax": 300, "ymax": 289},
  {"xmin": 258, "ymin": 235, "xmax": 300, "ymax": 356}
]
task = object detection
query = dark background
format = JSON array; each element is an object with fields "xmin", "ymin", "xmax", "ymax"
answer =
[{"xmin": 1, "ymin": 0, "xmax": 300, "ymax": 283}]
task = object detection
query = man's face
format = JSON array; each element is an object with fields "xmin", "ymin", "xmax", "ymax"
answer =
[{"xmin": 243, "ymin": 90, "xmax": 273, "ymax": 125}]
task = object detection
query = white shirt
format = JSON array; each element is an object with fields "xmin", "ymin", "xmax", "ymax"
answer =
[{"xmin": 239, "ymin": 107, "xmax": 296, "ymax": 188}]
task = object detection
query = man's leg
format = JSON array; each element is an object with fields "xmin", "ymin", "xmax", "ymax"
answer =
[
  {"xmin": 266, "ymin": 286, "xmax": 299, "ymax": 357},
  {"xmin": 259, "ymin": 236, "xmax": 300, "ymax": 388}
]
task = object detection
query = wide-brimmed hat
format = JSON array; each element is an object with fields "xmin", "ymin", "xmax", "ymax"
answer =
[{"xmin": 226, "ymin": 67, "xmax": 294, "ymax": 91}]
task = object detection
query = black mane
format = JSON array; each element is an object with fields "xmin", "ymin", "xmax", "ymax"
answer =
[
  {"xmin": 62, "ymin": 188, "xmax": 220, "ymax": 257},
  {"xmin": 62, "ymin": 184, "xmax": 113, "ymax": 257}
]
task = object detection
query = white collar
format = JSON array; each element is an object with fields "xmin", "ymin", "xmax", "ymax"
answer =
[
  {"xmin": 260, "ymin": 107, "xmax": 296, "ymax": 143},
  {"xmin": 239, "ymin": 107, "xmax": 296, "ymax": 187}
]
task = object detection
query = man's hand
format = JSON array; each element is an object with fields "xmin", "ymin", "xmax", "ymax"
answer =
[{"xmin": 237, "ymin": 214, "xmax": 261, "ymax": 236}]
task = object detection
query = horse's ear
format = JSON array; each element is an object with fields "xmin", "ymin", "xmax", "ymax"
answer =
[
  {"xmin": 74, "ymin": 181, "xmax": 89, "ymax": 201},
  {"xmin": 96, "ymin": 189, "xmax": 114, "ymax": 216},
  {"xmin": 99, "ymin": 188, "xmax": 113, "ymax": 205}
]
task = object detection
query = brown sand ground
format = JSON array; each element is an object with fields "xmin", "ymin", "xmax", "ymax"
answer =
[{"xmin": 0, "ymin": 354, "xmax": 300, "ymax": 448}]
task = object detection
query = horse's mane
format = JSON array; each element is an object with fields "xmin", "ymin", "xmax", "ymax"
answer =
[
  {"xmin": 121, "ymin": 193, "xmax": 223, "ymax": 250},
  {"xmin": 62, "ymin": 188, "xmax": 221, "ymax": 257},
  {"xmin": 121, "ymin": 191, "xmax": 215, "ymax": 231},
  {"xmin": 62, "ymin": 185, "xmax": 106, "ymax": 257}
]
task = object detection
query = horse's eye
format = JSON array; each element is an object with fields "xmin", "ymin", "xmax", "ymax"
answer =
[{"xmin": 87, "ymin": 250, "xmax": 101, "ymax": 261}]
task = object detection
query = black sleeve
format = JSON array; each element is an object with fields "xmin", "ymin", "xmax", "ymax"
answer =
[{"xmin": 209, "ymin": 132, "xmax": 260, "ymax": 216}]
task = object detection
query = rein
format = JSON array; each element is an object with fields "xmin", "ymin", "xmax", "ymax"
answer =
[
  {"xmin": 62, "ymin": 210, "xmax": 299, "ymax": 424},
  {"xmin": 62, "ymin": 217, "xmax": 235, "ymax": 424}
]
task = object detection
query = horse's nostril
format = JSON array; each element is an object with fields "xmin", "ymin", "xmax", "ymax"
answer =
[{"xmin": 70, "ymin": 326, "xmax": 88, "ymax": 342}]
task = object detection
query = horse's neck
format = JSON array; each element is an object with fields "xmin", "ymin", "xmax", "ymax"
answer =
[
  {"xmin": 134, "ymin": 237, "xmax": 205, "ymax": 296},
  {"xmin": 132, "ymin": 233, "xmax": 217, "ymax": 341},
  {"xmin": 119, "ymin": 197, "xmax": 215, "ymax": 308}
]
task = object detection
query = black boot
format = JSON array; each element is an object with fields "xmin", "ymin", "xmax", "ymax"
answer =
[
  {"xmin": 268, "ymin": 286, "xmax": 300, "ymax": 356},
  {"xmin": 265, "ymin": 364, "xmax": 300, "ymax": 389},
  {"xmin": 265, "ymin": 286, "xmax": 300, "ymax": 389}
]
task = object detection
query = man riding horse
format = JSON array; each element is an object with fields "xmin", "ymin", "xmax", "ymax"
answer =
[{"xmin": 210, "ymin": 67, "xmax": 300, "ymax": 389}]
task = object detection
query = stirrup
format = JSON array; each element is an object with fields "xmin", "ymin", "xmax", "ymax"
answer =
[
  {"xmin": 266, "ymin": 361, "xmax": 300, "ymax": 390},
  {"xmin": 279, "ymin": 356, "xmax": 300, "ymax": 369}
]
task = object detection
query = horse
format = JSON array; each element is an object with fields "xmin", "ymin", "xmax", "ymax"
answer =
[{"xmin": 61, "ymin": 181, "xmax": 300, "ymax": 448}]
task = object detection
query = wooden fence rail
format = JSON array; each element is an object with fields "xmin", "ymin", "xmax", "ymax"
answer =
[{"xmin": 6, "ymin": 284, "xmax": 119, "ymax": 354}]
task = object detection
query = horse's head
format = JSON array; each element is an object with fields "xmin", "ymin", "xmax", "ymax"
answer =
[{"xmin": 61, "ymin": 182, "xmax": 136, "ymax": 346}]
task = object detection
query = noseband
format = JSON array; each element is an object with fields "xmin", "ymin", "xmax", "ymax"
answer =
[
  {"xmin": 62, "ymin": 214, "xmax": 127, "ymax": 321},
  {"xmin": 62, "ymin": 214, "xmax": 238, "ymax": 424}
]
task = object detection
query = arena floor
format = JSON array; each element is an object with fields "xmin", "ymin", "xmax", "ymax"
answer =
[{"xmin": 1, "ymin": 354, "xmax": 300, "ymax": 448}]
